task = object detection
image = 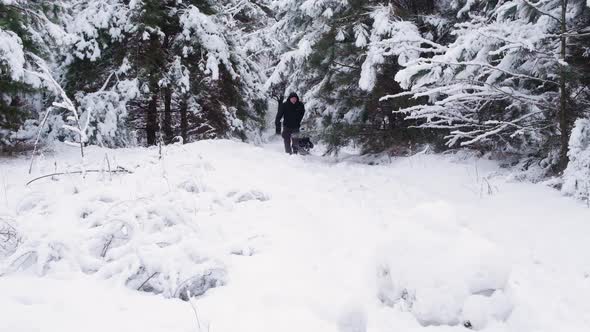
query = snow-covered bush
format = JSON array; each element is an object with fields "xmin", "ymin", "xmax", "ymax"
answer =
[
  {"xmin": 562, "ymin": 118, "xmax": 590, "ymax": 201},
  {"xmin": 77, "ymin": 79, "xmax": 139, "ymax": 147},
  {"xmin": 0, "ymin": 151, "xmax": 256, "ymax": 299}
]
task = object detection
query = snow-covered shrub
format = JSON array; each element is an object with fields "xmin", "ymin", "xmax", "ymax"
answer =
[
  {"xmin": 83, "ymin": 193, "xmax": 228, "ymax": 298},
  {"xmin": 0, "ymin": 153, "xmax": 243, "ymax": 299},
  {"xmin": 77, "ymin": 79, "xmax": 139, "ymax": 147},
  {"xmin": 0, "ymin": 217, "xmax": 20, "ymax": 259},
  {"xmin": 562, "ymin": 118, "xmax": 590, "ymax": 201}
]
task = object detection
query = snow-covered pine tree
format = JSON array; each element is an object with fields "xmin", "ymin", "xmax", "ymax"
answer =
[
  {"xmin": 387, "ymin": 0, "xmax": 590, "ymax": 171},
  {"xmin": 0, "ymin": 0, "xmax": 65, "ymax": 152},
  {"xmin": 174, "ymin": 1, "xmax": 271, "ymax": 142},
  {"xmin": 64, "ymin": 0, "xmax": 179, "ymax": 146},
  {"xmin": 64, "ymin": 0, "xmax": 270, "ymax": 147},
  {"xmin": 265, "ymin": 0, "xmax": 443, "ymax": 154}
]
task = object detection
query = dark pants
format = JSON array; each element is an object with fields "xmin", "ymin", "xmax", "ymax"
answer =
[{"xmin": 282, "ymin": 127, "xmax": 300, "ymax": 154}]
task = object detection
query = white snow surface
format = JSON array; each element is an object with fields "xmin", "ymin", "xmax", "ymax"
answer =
[{"xmin": 1, "ymin": 139, "xmax": 590, "ymax": 332}]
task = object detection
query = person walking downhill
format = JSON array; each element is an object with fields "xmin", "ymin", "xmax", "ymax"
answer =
[{"xmin": 275, "ymin": 92, "xmax": 305, "ymax": 154}]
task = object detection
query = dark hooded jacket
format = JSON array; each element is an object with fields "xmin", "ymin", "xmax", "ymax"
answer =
[{"xmin": 276, "ymin": 92, "xmax": 305, "ymax": 133}]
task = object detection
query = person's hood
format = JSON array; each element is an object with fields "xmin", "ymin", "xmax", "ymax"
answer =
[{"xmin": 288, "ymin": 92, "xmax": 299, "ymax": 101}]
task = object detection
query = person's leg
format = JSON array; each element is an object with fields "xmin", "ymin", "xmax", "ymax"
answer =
[
  {"xmin": 281, "ymin": 128, "xmax": 292, "ymax": 154},
  {"xmin": 291, "ymin": 132, "xmax": 300, "ymax": 154}
]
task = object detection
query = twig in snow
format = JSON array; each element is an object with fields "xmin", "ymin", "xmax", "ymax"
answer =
[
  {"xmin": 104, "ymin": 153, "xmax": 113, "ymax": 181},
  {"xmin": 0, "ymin": 219, "xmax": 19, "ymax": 254},
  {"xmin": 137, "ymin": 272, "xmax": 159, "ymax": 291},
  {"xmin": 101, "ymin": 235, "xmax": 114, "ymax": 258},
  {"xmin": 186, "ymin": 290, "xmax": 202, "ymax": 332},
  {"xmin": 53, "ymin": 161, "xmax": 58, "ymax": 181},
  {"xmin": 28, "ymin": 106, "xmax": 54, "ymax": 174},
  {"xmin": 480, "ymin": 178, "xmax": 496, "ymax": 198},
  {"xmin": 26, "ymin": 167, "xmax": 133, "ymax": 186},
  {"xmin": 3, "ymin": 250, "xmax": 35, "ymax": 276}
]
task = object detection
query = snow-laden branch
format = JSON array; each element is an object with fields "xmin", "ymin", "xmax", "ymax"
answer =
[
  {"xmin": 522, "ymin": 0, "xmax": 562, "ymax": 24},
  {"xmin": 25, "ymin": 53, "xmax": 87, "ymax": 162},
  {"xmin": 410, "ymin": 59, "xmax": 559, "ymax": 85},
  {"xmin": 380, "ymin": 0, "xmax": 570, "ymax": 150}
]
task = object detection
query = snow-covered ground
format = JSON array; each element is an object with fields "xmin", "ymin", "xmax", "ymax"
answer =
[{"xmin": 1, "ymin": 139, "xmax": 589, "ymax": 332}]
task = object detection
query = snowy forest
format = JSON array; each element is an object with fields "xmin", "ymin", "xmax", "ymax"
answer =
[
  {"xmin": 3, "ymin": 1, "xmax": 590, "ymax": 331},
  {"xmin": 2, "ymin": 0, "xmax": 590, "ymax": 186}
]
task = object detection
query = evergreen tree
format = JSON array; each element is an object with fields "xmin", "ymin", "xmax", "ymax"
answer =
[
  {"xmin": 389, "ymin": 0, "xmax": 590, "ymax": 172},
  {"xmin": 265, "ymin": 0, "xmax": 444, "ymax": 154},
  {"xmin": 0, "ymin": 0, "xmax": 65, "ymax": 152},
  {"xmin": 64, "ymin": 0, "xmax": 270, "ymax": 147},
  {"xmin": 2, "ymin": 0, "xmax": 588, "ymax": 184}
]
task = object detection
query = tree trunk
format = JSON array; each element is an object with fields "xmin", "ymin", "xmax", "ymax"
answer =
[
  {"xmin": 146, "ymin": 91, "xmax": 159, "ymax": 146},
  {"xmin": 163, "ymin": 87, "xmax": 173, "ymax": 144},
  {"xmin": 276, "ymin": 94, "xmax": 283, "ymax": 113},
  {"xmin": 559, "ymin": 0, "xmax": 569, "ymax": 171},
  {"xmin": 274, "ymin": 95, "xmax": 284, "ymax": 134},
  {"xmin": 180, "ymin": 97, "xmax": 188, "ymax": 143}
]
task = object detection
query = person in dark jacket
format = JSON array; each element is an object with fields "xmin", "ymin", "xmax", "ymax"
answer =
[{"xmin": 276, "ymin": 92, "xmax": 305, "ymax": 154}]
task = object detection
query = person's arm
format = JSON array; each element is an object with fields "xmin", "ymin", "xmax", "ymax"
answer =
[{"xmin": 275, "ymin": 103, "xmax": 284, "ymax": 134}]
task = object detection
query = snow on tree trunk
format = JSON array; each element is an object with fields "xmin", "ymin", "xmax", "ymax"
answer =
[{"xmin": 562, "ymin": 118, "xmax": 590, "ymax": 201}]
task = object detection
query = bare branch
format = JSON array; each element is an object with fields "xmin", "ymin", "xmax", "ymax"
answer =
[
  {"xmin": 522, "ymin": 0, "xmax": 562, "ymax": 24},
  {"xmin": 28, "ymin": 106, "xmax": 54, "ymax": 174},
  {"xmin": 332, "ymin": 61, "xmax": 360, "ymax": 70},
  {"xmin": 137, "ymin": 272, "xmax": 159, "ymax": 291}
]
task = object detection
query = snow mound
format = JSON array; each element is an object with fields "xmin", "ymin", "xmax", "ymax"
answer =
[
  {"xmin": 2, "ymin": 140, "xmax": 590, "ymax": 332},
  {"xmin": 376, "ymin": 201, "xmax": 512, "ymax": 329}
]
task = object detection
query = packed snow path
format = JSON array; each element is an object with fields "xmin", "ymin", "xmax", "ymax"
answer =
[{"xmin": 1, "ymin": 139, "xmax": 590, "ymax": 332}]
